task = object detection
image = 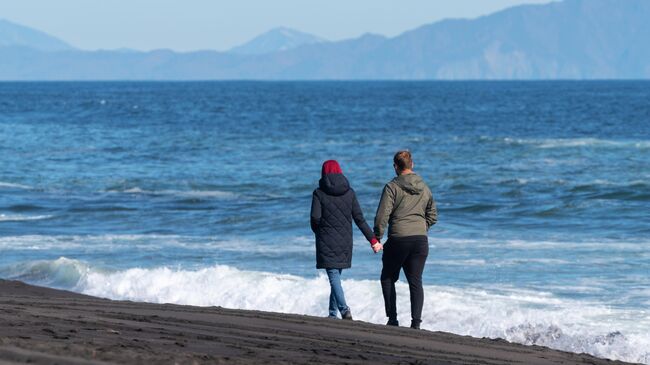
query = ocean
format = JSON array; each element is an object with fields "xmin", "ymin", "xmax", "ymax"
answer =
[{"xmin": 1, "ymin": 81, "xmax": 649, "ymax": 363}]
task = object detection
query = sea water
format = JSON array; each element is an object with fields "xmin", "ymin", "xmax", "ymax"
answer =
[{"xmin": 1, "ymin": 81, "xmax": 649, "ymax": 363}]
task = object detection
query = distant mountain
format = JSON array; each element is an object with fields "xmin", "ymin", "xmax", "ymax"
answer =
[
  {"xmin": 228, "ymin": 27, "xmax": 326, "ymax": 55},
  {"xmin": 1, "ymin": 0, "xmax": 650, "ymax": 80},
  {"xmin": 0, "ymin": 19, "xmax": 73, "ymax": 52},
  {"xmin": 367, "ymin": 0, "xmax": 650, "ymax": 79}
]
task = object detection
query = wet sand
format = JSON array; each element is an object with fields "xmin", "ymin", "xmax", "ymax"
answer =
[{"xmin": 0, "ymin": 280, "xmax": 634, "ymax": 365}]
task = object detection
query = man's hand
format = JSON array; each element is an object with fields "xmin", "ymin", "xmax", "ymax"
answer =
[{"xmin": 371, "ymin": 243, "xmax": 383, "ymax": 253}]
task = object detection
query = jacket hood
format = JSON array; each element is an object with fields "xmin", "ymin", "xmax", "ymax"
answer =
[
  {"xmin": 319, "ymin": 173, "xmax": 350, "ymax": 196},
  {"xmin": 393, "ymin": 173, "xmax": 425, "ymax": 195}
]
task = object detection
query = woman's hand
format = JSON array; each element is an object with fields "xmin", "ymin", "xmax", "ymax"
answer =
[{"xmin": 371, "ymin": 243, "xmax": 383, "ymax": 253}]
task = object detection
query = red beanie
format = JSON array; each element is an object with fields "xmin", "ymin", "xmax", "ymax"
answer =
[{"xmin": 321, "ymin": 160, "xmax": 343, "ymax": 177}]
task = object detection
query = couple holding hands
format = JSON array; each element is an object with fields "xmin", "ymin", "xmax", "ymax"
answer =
[{"xmin": 310, "ymin": 150, "xmax": 438, "ymax": 329}]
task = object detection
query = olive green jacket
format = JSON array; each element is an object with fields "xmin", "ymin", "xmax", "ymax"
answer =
[{"xmin": 373, "ymin": 173, "xmax": 437, "ymax": 240}]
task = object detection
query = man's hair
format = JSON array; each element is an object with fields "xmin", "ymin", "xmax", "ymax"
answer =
[{"xmin": 393, "ymin": 150, "xmax": 413, "ymax": 172}]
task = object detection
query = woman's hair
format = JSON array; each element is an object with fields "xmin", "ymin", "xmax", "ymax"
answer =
[{"xmin": 393, "ymin": 150, "xmax": 413, "ymax": 172}]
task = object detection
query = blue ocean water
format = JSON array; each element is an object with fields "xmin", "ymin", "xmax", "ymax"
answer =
[{"xmin": 1, "ymin": 81, "xmax": 649, "ymax": 362}]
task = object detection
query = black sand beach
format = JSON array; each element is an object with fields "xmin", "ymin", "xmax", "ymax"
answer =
[{"xmin": 0, "ymin": 280, "xmax": 634, "ymax": 365}]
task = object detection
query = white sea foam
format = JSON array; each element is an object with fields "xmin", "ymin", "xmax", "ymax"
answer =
[
  {"xmin": 538, "ymin": 138, "xmax": 627, "ymax": 148},
  {"xmin": 0, "ymin": 234, "xmax": 314, "ymax": 254},
  {"xmin": 5, "ymin": 258, "xmax": 647, "ymax": 364},
  {"xmin": 500, "ymin": 239, "xmax": 645, "ymax": 251},
  {"xmin": 109, "ymin": 187, "xmax": 236, "ymax": 199},
  {"xmin": 0, "ymin": 234, "xmax": 195, "ymax": 251},
  {"xmin": 427, "ymin": 259, "xmax": 487, "ymax": 266},
  {"xmin": 0, "ymin": 235, "xmax": 149, "ymax": 251},
  {"xmin": 0, "ymin": 181, "xmax": 32, "ymax": 190},
  {"xmin": 0, "ymin": 214, "xmax": 53, "ymax": 222},
  {"xmin": 2, "ymin": 235, "xmax": 645, "ymax": 257},
  {"xmin": 427, "ymin": 237, "xmax": 648, "ymax": 253},
  {"xmin": 489, "ymin": 136, "xmax": 650, "ymax": 149},
  {"xmin": 428, "ymin": 258, "xmax": 572, "ymax": 267}
]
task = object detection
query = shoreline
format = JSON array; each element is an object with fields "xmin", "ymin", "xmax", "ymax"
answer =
[{"xmin": 0, "ymin": 279, "xmax": 636, "ymax": 365}]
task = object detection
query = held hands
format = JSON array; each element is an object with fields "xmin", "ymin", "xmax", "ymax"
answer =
[{"xmin": 370, "ymin": 237, "xmax": 383, "ymax": 253}]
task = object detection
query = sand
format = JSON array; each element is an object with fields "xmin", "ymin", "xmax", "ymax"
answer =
[{"xmin": 0, "ymin": 279, "xmax": 635, "ymax": 365}]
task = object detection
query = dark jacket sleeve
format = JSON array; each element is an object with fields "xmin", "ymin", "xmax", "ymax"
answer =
[
  {"xmin": 310, "ymin": 191, "xmax": 321, "ymax": 234},
  {"xmin": 351, "ymin": 190, "xmax": 375, "ymax": 242},
  {"xmin": 425, "ymin": 190, "xmax": 438, "ymax": 229}
]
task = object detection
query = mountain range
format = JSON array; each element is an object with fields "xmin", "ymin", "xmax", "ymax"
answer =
[
  {"xmin": 1, "ymin": 0, "xmax": 649, "ymax": 80},
  {"xmin": 228, "ymin": 27, "xmax": 326, "ymax": 55},
  {"xmin": 0, "ymin": 19, "xmax": 72, "ymax": 52}
]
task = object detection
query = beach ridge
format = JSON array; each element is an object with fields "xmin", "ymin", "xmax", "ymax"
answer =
[{"xmin": 0, "ymin": 280, "xmax": 636, "ymax": 365}]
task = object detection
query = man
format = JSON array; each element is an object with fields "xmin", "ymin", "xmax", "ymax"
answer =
[{"xmin": 373, "ymin": 150, "xmax": 437, "ymax": 329}]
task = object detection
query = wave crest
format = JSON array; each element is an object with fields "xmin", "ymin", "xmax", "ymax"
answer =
[
  {"xmin": 0, "ymin": 214, "xmax": 53, "ymax": 222},
  {"xmin": 0, "ymin": 181, "xmax": 32, "ymax": 190},
  {"xmin": 479, "ymin": 136, "xmax": 650, "ymax": 149},
  {"xmin": 105, "ymin": 187, "xmax": 236, "ymax": 199}
]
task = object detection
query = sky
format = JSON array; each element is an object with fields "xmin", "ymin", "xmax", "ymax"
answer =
[{"xmin": 1, "ymin": 0, "xmax": 554, "ymax": 52}]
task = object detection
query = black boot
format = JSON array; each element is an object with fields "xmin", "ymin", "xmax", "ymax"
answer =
[
  {"xmin": 342, "ymin": 310, "xmax": 353, "ymax": 320},
  {"xmin": 410, "ymin": 320, "xmax": 421, "ymax": 330},
  {"xmin": 386, "ymin": 318, "xmax": 399, "ymax": 326}
]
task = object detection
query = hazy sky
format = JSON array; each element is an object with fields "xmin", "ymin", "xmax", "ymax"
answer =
[{"xmin": 1, "ymin": 0, "xmax": 554, "ymax": 52}]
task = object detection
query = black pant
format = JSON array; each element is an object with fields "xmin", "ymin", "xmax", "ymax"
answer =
[{"xmin": 380, "ymin": 235, "xmax": 429, "ymax": 323}]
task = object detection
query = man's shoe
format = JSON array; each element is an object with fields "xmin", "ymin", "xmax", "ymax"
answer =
[
  {"xmin": 386, "ymin": 319, "xmax": 399, "ymax": 326},
  {"xmin": 410, "ymin": 320, "xmax": 421, "ymax": 330},
  {"xmin": 342, "ymin": 310, "xmax": 353, "ymax": 320}
]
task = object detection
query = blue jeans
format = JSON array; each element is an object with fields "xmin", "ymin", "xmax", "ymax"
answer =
[{"xmin": 325, "ymin": 268, "xmax": 349, "ymax": 318}]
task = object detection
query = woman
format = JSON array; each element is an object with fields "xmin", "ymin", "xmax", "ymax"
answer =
[{"xmin": 310, "ymin": 160, "xmax": 379, "ymax": 319}]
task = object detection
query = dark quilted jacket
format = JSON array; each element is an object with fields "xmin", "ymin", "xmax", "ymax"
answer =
[{"xmin": 310, "ymin": 173, "xmax": 375, "ymax": 269}]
